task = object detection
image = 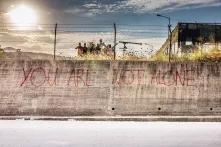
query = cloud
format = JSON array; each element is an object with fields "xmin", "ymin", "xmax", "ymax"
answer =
[
  {"xmin": 2, "ymin": 0, "xmax": 221, "ymax": 18},
  {"xmin": 119, "ymin": 0, "xmax": 221, "ymax": 13},
  {"xmin": 65, "ymin": 2, "xmax": 121, "ymax": 17},
  {"xmin": 66, "ymin": 0, "xmax": 221, "ymax": 15},
  {"xmin": 83, "ymin": 2, "xmax": 121, "ymax": 13},
  {"xmin": 0, "ymin": 31, "xmax": 53, "ymax": 55},
  {"xmin": 64, "ymin": 7, "xmax": 96, "ymax": 17}
]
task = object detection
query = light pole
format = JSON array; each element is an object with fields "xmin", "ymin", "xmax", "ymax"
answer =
[{"xmin": 157, "ymin": 14, "xmax": 172, "ymax": 62}]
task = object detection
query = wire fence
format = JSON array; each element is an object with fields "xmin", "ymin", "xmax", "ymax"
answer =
[
  {"xmin": 0, "ymin": 23, "xmax": 169, "ymax": 60},
  {"xmin": 0, "ymin": 23, "xmax": 172, "ymax": 60}
]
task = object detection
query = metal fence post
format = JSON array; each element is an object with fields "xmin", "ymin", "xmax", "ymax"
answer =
[
  {"xmin": 113, "ymin": 23, "xmax": 117, "ymax": 60},
  {"xmin": 54, "ymin": 23, "xmax": 58, "ymax": 60},
  {"xmin": 168, "ymin": 19, "xmax": 172, "ymax": 62}
]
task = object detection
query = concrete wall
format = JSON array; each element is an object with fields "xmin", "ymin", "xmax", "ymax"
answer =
[{"xmin": 0, "ymin": 60, "xmax": 221, "ymax": 117}]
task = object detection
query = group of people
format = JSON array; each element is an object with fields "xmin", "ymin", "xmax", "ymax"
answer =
[{"xmin": 75, "ymin": 39, "xmax": 113, "ymax": 56}]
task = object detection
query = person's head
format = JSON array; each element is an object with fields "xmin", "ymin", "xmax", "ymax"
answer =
[
  {"xmin": 99, "ymin": 39, "xmax": 103, "ymax": 43},
  {"xmin": 84, "ymin": 43, "xmax": 86, "ymax": 47},
  {"xmin": 79, "ymin": 43, "xmax": 81, "ymax": 46}
]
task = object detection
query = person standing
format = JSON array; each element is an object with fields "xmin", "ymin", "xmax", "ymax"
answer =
[
  {"xmin": 75, "ymin": 43, "xmax": 84, "ymax": 56},
  {"xmin": 83, "ymin": 43, "xmax": 88, "ymax": 54}
]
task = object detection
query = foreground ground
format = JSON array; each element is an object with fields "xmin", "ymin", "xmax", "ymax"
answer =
[{"xmin": 0, "ymin": 120, "xmax": 220, "ymax": 147}]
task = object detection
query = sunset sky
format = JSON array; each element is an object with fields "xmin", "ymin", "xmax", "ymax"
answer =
[{"xmin": 0, "ymin": 0, "xmax": 221, "ymax": 57}]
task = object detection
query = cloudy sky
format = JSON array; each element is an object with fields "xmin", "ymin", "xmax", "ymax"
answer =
[{"xmin": 0, "ymin": 0, "xmax": 221, "ymax": 57}]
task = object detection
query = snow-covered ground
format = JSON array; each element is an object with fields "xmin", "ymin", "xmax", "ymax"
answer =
[{"xmin": 0, "ymin": 120, "xmax": 220, "ymax": 147}]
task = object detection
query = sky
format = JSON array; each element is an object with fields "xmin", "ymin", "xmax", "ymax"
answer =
[{"xmin": 0, "ymin": 0, "xmax": 221, "ymax": 57}]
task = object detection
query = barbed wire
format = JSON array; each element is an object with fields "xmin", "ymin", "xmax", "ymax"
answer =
[
  {"xmin": 0, "ymin": 23, "xmax": 168, "ymax": 58},
  {"xmin": 0, "ymin": 23, "xmax": 169, "ymax": 27}
]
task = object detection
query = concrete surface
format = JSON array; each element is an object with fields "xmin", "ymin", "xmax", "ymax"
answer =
[
  {"xmin": 0, "ymin": 120, "xmax": 220, "ymax": 147},
  {"xmin": 0, "ymin": 60, "xmax": 221, "ymax": 120},
  {"xmin": 1, "ymin": 116, "xmax": 221, "ymax": 122}
]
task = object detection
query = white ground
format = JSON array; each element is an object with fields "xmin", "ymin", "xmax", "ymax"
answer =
[{"xmin": 0, "ymin": 120, "xmax": 220, "ymax": 147}]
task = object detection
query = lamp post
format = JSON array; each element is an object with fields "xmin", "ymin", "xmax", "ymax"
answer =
[{"xmin": 157, "ymin": 14, "xmax": 172, "ymax": 62}]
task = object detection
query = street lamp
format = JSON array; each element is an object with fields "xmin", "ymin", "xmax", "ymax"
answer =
[{"xmin": 157, "ymin": 13, "xmax": 172, "ymax": 62}]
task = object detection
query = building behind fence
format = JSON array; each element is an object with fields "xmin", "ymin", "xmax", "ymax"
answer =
[{"xmin": 156, "ymin": 23, "xmax": 221, "ymax": 58}]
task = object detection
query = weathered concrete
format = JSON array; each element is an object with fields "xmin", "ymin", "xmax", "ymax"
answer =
[{"xmin": 0, "ymin": 60, "xmax": 221, "ymax": 120}]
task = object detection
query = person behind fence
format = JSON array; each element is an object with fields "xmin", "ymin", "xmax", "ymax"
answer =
[
  {"xmin": 99, "ymin": 39, "xmax": 106, "ymax": 54},
  {"xmin": 95, "ymin": 43, "xmax": 101, "ymax": 54},
  {"xmin": 101, "ymin": 39, "xmax": 107, "ymax": 47},
  {"xmin": 0, "ymin": 45, "xmax": 4, "ymax": 58},
  {"xmin": 83, "ymin": 43, "xmax": 88, "ymax": 54},
  {"xmin": 88, "ymin": 42, "xmax": 96, "ymax": 54},
  {"xmin": 75, "ymin": 43, "xmax": 84, "ymax": 56},
  {"xmin": 0, "ymin": 45, "xmax": 2, "ymax": 51},
  {"xmin": 106, "ymin": 44, "xmax": 114, "ymax": 56}
]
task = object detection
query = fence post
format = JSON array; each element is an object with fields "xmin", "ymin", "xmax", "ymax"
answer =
[
  {"xmin": 54, "ymin": 23, "xmax": 58, "ymax": 60},
  {"xmin": 113, "ymin": 23, "xmax": 117, "ymax": 60},
  {"xmin": 168, "ymin": 20, "xmax": 172, "ymax": 62},
  {"xmin": 215, "ymin": 23, "xmax": 217, "ymax": 49}
]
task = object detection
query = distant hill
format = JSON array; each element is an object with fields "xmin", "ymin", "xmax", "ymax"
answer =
[{"xmin": 0, "ymin": 51, "xmax": 68, "ymax": 60}]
